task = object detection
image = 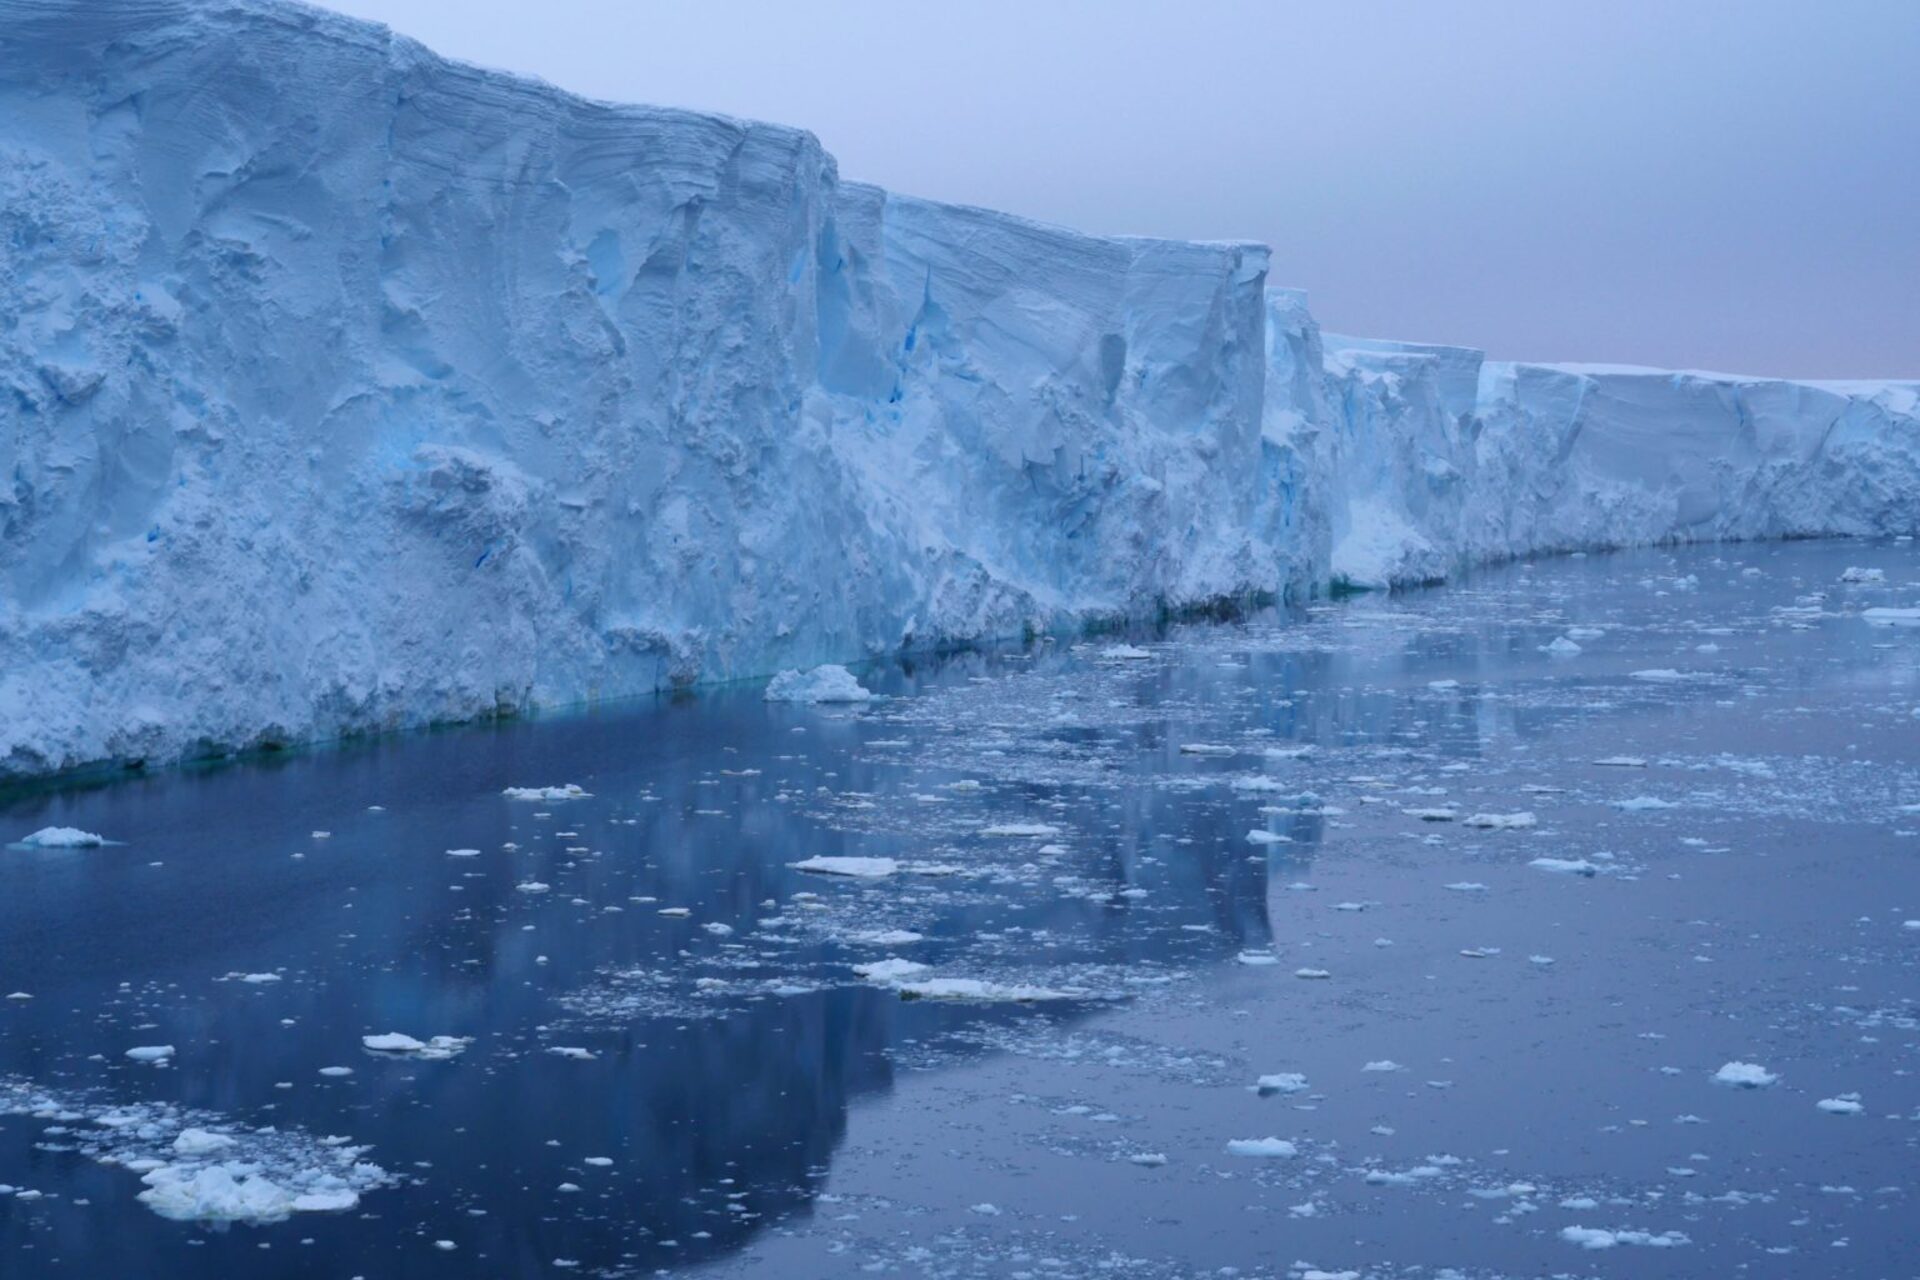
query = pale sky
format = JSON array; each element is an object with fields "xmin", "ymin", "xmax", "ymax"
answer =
[{"xmin": 322, "ymin": 0, "xmax": 1919, "ymax": 378}]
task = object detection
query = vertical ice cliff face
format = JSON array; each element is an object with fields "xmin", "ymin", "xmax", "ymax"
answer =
[
  {"xmin": 0, "ymin": 0, "xmax": 1288, "ymax": 776},
  {"xmin": 1309, "ymin": 338, "xmax": 1920, "ymax": 589},
  {"xmin": 0, "ymin": 0, "xmax": 1914, "ymax": 780}
]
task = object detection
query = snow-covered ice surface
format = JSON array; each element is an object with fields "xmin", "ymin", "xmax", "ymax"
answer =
[
  {"xmin": 1, "ymin": 0, "xmax": 1917, "ymax": 782},
  {"xmin": 2, "ymin": 539, "xmax": 1917, "ymax": 1278}
]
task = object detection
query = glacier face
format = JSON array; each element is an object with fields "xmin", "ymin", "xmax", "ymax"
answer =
[{"xmin": 1, "ymin": 0, "xmax": 1915, "ymax": 779}]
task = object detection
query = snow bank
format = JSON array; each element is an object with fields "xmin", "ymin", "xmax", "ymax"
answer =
[{"xmin": 0, "ymin": 0, "xmax": 1914, "ymax": 780}]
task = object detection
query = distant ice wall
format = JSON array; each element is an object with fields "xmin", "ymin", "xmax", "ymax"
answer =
[
  {"xmin": 1, "ymin": 0, "xmax": 1914, "ymax": 779},
  {"xmin": 1315, "ymin": 332, "xmax": 1920, "ymax": 588}
]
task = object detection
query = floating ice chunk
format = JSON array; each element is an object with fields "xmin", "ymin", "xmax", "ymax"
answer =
[
  {"xmin": 1443, "ymin": 882, "xmax": 1488, "ymax": 893},
  {"xmin": 1543, "ymin": 636, "xmax": 1583, "ymax": 655},
  {"xmin": 1815, "ymin": 1094, "xmax": 1863, "ymax": 1115},
  {"xmin": 701, "ymin": 922, "xmax": 733, "ymax": 936},
  {"xmin": 1427, "ymin": 679, "xmax": 1460, "ymax": 690},
  {"xmin": 1127, "ymin": 1152, "xmax": 1167, "ymax": 1167},
  {"xmin": 172, "ymin": 1129, "xmax": 236, "ymax": 1157},
  {"xmin": 445, "ymin": 848, "xmax": 481, "ymax": 858},
  {"xmin": 1614, "ymin": 796, "xmax": 1677, "ymax": 811},
  {"xmin": 548, "ymin": 1046, "xmax": 596, "ymax": 1061},
  {"xmin": 126, "ymin": 1045, "xmax": 174, "ymax": 1063},
  {"xmin": 1362, "ymin": 1060, "xmax": 1402, "ymax": 1072},
  {"xmin": 763, "ymin": 665, "xmax": 874, "ymax": 703},
  {"xmin": 16, "ymin": 826, "xmax": 109, "ymax": 848},
  {"xmin": 1530, "ymin": 857, "xmax": 1598, "ymax": 877},
  {"xmin": 317, "ymin": 1066, "xmax": 353, "ymax": 1077},
  {"xmin": 1864, "ymin": 607, "xmax": 1920, "ymax": 627},
  {"xmin": 1099, "ymin": 644, "xmax": 1152, "ymax": 660},
  {"xmin": 1226, "ymin": 1137, "xmax": 1297, "ymax": 1158},
  {"xmin": 362, "ymin": 1033, "xmax": 470, "ymax": 1059},
  {"xmin": 1712, "ymin": 1061, "xmax": 1778, "ymax": 1088},
  {"xmin": 5, "ymin": 992, "xmax": 30, "ymax": 1000},
  {"xmin": 1458, "ymin": 947, "xmax": 1500, "ymax": 959},
  {"xmin": 978, "ymin": 823, "xmax": 1060, "ymax": 837},
  {"xmin": 1403, "ymin": 807, "xmax": 1457, "ymax": 821},
  {"xmin": 1462, "ymin": 812, "xmax": 1536, "ymax": 830},
  {"xmin": 894, "ymin": 978, "xmax": 1072, "ymax": 1002},
  {"xmin": 1256, "ymin": 1073, "xmax": 1309, "ymax": 1095},
  {"xmin": 850, "ymin": 929, "xmax": 924, "ymax": 945},
  {"xmin": 1593, "ymin": 756, "xmax": 1648, "ymax": 767},
  {"xmin": 1179, "ymin": 743, "xmax": 1236, "ymax": 757},
  {"xmin": 1246, "ymin": 829, "xmax": 1290, "ymax": 845},
  {"xmin": 1295, "ymin": 968, "xmax": 1332, "ymax": 980},
  {"xmin": 291, "ymin": 1188, "xmax": 359, "ymax": 1212},
  {"xmin": 1560, "ymin": 1226, "xmax": 1690, "ymax": 1249},
  {"xmin": 502, "ymin": 785, "xmax": 589, "ymax": 801},
  {"xmin": 1839, "ymin": 567, "xmax": 1886, "ymax": 583},
  {"xmin": 1236, "ymin": 950, "xmax": 1280, "ymax": 966},
  {"xmin": 515, "ymin": 881, "xmax": 551, "ymax": 893},
  {"xmin": 139, "ymin": 1164, "xmax": 295, "ymax": 1222},
  {"xmin": 361, "ymin": 1033, "xmax": 426, "ymax": 1054},
  {"xmin": 1229, "ymin": 775, "xmax": 1290, "ymax": 793},
  {"xmin": 851, "ymin": 958, "xmax": 930, "ymax": 983},
  {"xmin": 1566, "ymin": 627, "xmax": 1606, "ymax": 640},
  {"xmin": 1630, "ymin": 669, "xmax": 1692, "ymax": 682},
  {"xmin": 791, "ymin": 856, "xmax": 898, "ymax": 878},
  {"xmin": 1265, "ymin": 745, "xmax": 1315, "ymax": 760}
]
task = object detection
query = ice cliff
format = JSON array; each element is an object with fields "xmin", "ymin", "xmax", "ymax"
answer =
[{"xmin": 2, "ymin": 0, "xmax": 1916, "ymax": 779}]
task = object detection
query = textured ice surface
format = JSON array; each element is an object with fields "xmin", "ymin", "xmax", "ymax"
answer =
[
  {"xmin": 1, "ymin": 0, "xmax": 1916, "ymax": 779},
  {"xmin": 763, "ymin": 665, "xmax": 874, "ymax": 704}
]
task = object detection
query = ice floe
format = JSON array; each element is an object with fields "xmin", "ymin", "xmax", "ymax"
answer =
[
  {"xmin": 764, "ymin": 665, "xmax": 875, "ymax": 703},
  {"xmin": 1711, "ymin": 1061, "xmax": 1778, "ymax": 1088}
]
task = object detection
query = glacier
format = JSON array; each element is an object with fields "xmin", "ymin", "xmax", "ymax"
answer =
[{"xmin": 1, "ymin": 0, "xmax": 1915, "ymax": 781}]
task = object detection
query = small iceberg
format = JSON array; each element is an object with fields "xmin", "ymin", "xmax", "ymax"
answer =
[
  {"xmin": 764, "ymin": 665, "xmax": 874, "ymax": 703},
  {"xmin": 791, "ymin": 856, "xmax": 899, "ymax": 878},
  {"xmin": 15, "ymin": 826, "xmax": 109, "ymax": 848}
]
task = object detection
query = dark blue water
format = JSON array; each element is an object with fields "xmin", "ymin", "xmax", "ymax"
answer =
[{"xmin": 2, "ymin": 540, "xmax": 1916, "ymax": 1279}]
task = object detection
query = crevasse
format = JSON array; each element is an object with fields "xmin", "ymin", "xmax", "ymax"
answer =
[{"xmin": 2, "ymin": 0, "xmax": 1915, "ymax": 779}]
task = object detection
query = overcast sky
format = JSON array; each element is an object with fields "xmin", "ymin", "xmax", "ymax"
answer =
[{"xmin": 323, "ymin": 0, "xmax": 1918, "ymax": 377}]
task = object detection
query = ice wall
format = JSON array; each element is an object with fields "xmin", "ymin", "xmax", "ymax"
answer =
[
  {"xmin": 1313, "ymin": 320, "xmax": 1920, "ymax": 587},
  {"xmin": 1, "ymin": 0, "xmax": 1915, "ymax": 780}
]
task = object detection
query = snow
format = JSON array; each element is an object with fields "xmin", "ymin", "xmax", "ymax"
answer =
[
  {"xmin": 1712, "ymin": 1061, "xmax": 1779, "ymax": 1088},
  {"xmin": 791, "ymin": 856, "xmax": 899, "ymax": 878},
  {"xmin": 763, "ymin": 665, "xmax": 874, "ymax": 704},
  {"xmin": 0, "ymin": 0, "xmax": 1916, "ymax": 781}
]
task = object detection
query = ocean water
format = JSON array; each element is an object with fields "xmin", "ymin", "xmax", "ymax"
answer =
[{"xmin": 2, "ymin": 539, "xmax": 1916, "ymax": 1278}]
